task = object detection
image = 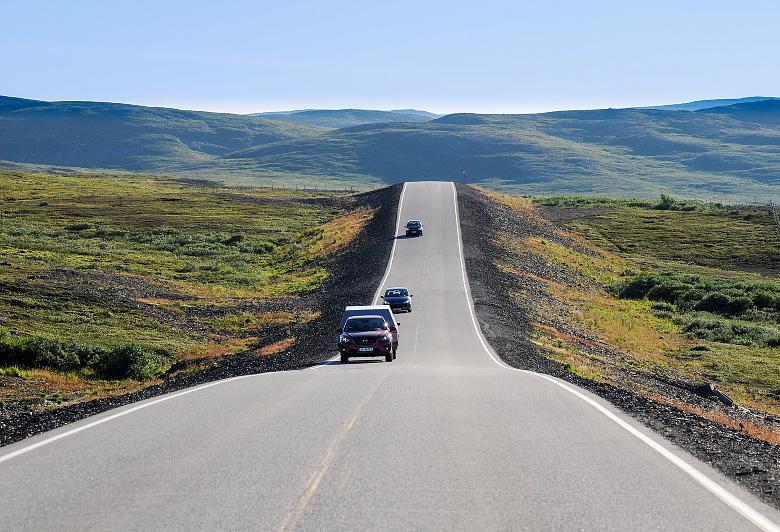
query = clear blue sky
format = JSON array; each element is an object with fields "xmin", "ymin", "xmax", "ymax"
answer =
[{"xmin": 2, "ymin": 0, "xmax": 778, "ymax": 114}]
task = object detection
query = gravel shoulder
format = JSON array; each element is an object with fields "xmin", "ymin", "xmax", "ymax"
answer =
[
  {"xmin": 456, "ymin": 184, "xmax": 780, "ymax": 510},
  {"xmin": 0, "ymin": 184, "xmax": 401, "ymax": 447}
]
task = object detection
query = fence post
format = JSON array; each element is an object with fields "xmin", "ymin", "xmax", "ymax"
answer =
[{"xmin": 772, "ymin": 203, "xmax": 780, "ymax": 237}]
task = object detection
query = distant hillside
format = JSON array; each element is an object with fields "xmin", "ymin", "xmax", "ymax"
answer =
[
  {"xmin": 218, "ymin": 103, "xmax": 780, "ymax": 199},
  {"xmin": 641, "ymin": 96, "xmax": 777, "ymax": 111},
  {"xmin": 3, "ymin": 95, "xmax": 780, "ymax": 199},
  {"xmin": 252, "ymin": 108, "xmax": 438, "ymax": 128},
  {"xmin": 389, "ymin": 109, "xmax": 440, "ymax": 118},
  {"xmin": 0, "ymin": 96, "xmax": 325, "ymax": 170},
  {"xmin": 698, "ymin": 99, "xmax": 780, "ymax": 125}
]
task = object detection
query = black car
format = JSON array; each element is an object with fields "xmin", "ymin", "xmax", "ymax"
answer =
[
  {"xmin": 405, "ymin": 219, "xmax": 423, "ymax": 236},
  {"xmin": 382, "ymin": 287, "xmax": 413, "ymax": 312}
]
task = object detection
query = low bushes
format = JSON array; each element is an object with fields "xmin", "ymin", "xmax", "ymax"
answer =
[
  {"xmin": 613, "ymin": 273, "xmax": 780, "ymax": 317},
  {"xmin": 684, "ymin": 317, "xmax": 780, "ymax": 347},
  {"xmin": 534, "ymin": 194, "xmax": 712, "ymax": 212},
  {"xmin": 0, "ymin": 329, "xmax": 170, "ymax": 380},
  {"xmin": 613, "ymin": 273, "xmax": 780, "ymax": 348}
]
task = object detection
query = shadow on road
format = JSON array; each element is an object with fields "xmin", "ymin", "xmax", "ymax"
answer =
[{"xmin": 320, "ymin": 358, "xmax": 386, "ymax": 366}]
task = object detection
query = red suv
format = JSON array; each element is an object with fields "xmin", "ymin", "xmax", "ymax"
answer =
[{"xmin": 337, "ymin": 315, "xmax": 394, "ymax": 363}]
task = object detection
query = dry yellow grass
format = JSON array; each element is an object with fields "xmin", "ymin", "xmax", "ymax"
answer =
[
  {"xmin": 641, "ymin": 391, "xmax": 780, "ymax": 445},
  {"xmin": 305, "ymin": 208, "xmax": 374, "ymax": 258},
  {"xmin": 474, "ymin": 186, "xmax": 544, "ymax": 222},
  {"xmin": 0, "ymin": 369, "xmax": 152, "ymax": 407},
  {"xmin": 180, "ymin": 337, "xmax": 255, "ymax": 361},
  {"xmin": 257, "ymin": 337, "xmax": 296, "ymax": 356}
]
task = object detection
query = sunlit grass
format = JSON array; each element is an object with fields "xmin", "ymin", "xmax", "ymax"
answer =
[
  {"xmin": 491, "ymin": 188, "xmax": 780, "ymax": 416},
  {"xmin": 0, "ymin": 170, "xmax": 371, "ymax": 407}
]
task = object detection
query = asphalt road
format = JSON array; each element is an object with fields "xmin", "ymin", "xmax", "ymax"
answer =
[{"xmin": 1, "ymin": 181, "xmax": 778, "ymax": 531}]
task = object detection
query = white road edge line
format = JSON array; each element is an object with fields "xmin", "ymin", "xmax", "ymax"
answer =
[
  {"xmin": 373, "ymin": 182, "xmax": 407, "ymax": 304},
  {"xmin": 450, "ymin": 182, "xmax": 779, "ymax": 532},
  {"xmin": 0, "ymin": 374, "xmax": 260, "ymax": 464}
]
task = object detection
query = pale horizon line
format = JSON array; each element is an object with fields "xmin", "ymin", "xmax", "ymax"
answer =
[{"xmin": 3, "ymin": 93, "xmax": 776, "ymax": 117}]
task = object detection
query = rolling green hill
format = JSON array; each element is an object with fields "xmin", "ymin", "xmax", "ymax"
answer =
[
  {"xmin": 640, "ymin": 96, "xmax": 777, "ymax": 111},
  {"xmin": 217, "ymin": 101, "xmax": 780, "ymax": 199},
  {"xmin": 0, "ymin": 96, "xmax": 326, "ymax": 170},
  {"xmin": 251, "ymin": 108, "xmax": 438, "ymax": 128},
  {"xmin": 3, "ymin": 96, "xmax": 780, "ymax": 199}
]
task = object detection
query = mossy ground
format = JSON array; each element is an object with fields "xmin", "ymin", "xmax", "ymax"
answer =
[
  {"xmin": 0, "ymin": 170, "xmax": 368, "ymax": 408},
  {"xmin": 496, "ymin": 191, "xmax": 780, "ymax": 415}
]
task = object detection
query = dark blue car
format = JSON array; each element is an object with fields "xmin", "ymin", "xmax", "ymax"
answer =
[
  {"xmin": 405, "ymin": 219, "xmax": 423, "ymax": 237},
  {"xmin": 382, "ymin": 287, "xmax": 413, "ymax": 312}
]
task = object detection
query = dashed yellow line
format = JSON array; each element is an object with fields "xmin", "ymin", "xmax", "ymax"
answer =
[{"xmin": 278, "ymin": 373, "xmax": 390, "ymax": 531}]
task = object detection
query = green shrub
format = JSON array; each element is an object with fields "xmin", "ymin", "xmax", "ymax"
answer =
[
  {"xmin": 0, "ymin": 328, "xmax": 170, "ymax": 380},
  {"xmin": 613, "ymin": 273, "xmax": 774, "ymax": 318},
  {"xmin": 613, "ymin": 275, "xmax": 660, "ymax": 299},
  {"xmin": 684, "ymin": 317, "xmax": 780, "ymax": 347},
  {"xmin": 753, "ymin": 291, "xmax": 779, "ymax": 309},
  {"xmin": 656, "ymin": 194, "xmax": 677, "ymax": 210},
  {"xmin": 243, "ymin": 241, "xmax": 276, "ymax": 254},
  {"xmin": 677, "ymin": 289, "xmax": 707, "ymax": 311},
  {"xmin": 26, "ymin": 337, "xmax": 82, "ymax": 371},
  {"xmin": 646, "ymin": 280, "xmax": 690, "ymax": 304},
  {"xmin": 684, "ymin": 318, "xmax": 733, "ymax": 343},
  {"xmin": 65, "ymin": 222, "xmax": 94, "ymax": 232},
  {"xmin": 612, "ymin": 272, "xmax": 780, "ymax": 347},
  {"xmin": 728, "ymin": 296, "xmax": 754, "ymax": 315},
  {"xmin": 694, "ymin": 292, "xmax": 753, "ymax": 316},
  {"xmin": 92, "ymin": 344, "xmax": 169, "ymax": 380},
  {"xmin": 223, "ymin": 234, "xmax": 244, "ymax": 246}
]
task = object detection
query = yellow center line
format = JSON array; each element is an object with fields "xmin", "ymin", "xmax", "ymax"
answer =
[{"xmin": 277, "ymin": 372, "xmax": 390, "ymax": 531}]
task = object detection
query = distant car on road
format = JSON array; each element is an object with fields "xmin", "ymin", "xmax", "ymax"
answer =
[
  {"xmin": 382, "ymin": 287, "xmax": 413, "ymax": 312},
  {"xmin": 405, "ymin": 219, "xmax": 423, "ymax": 237},
  {"xmin": 337, "ymin": 315, "xmax": 394, "ymax": 363}
]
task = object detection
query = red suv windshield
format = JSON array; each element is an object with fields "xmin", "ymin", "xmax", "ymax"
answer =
[{"xmin": 345, "ymin": 317, "xmax": 387, "ymax": 332}]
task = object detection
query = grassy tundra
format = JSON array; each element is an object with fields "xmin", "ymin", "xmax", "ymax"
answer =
[
  {"xmin": 492, "ymin": 191, "xmax": 780, "ymax": 420},
  {"xmin": 0, "ymin": 170, "xmax": 369, "ymax": 408}
]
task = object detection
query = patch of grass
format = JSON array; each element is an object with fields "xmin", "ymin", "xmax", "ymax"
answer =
[
  {"xmin": 0, "ymin": 170, "xmax": 371, "ymax": 407},
  {"xmin": 0, "ymin": 328, "xmax": 171, "ymax": 380},
  {"xmin": 514, "ymin": 235, "xmax": 626, "ymax": 285},
  {"xmin": 545, "ymin": 201, "xmax": 780, "ymax": 274},
  {"xmin": 534, "ymin": 194, "xmax": 713, "ymax": 211},
  {"xmin": 257, "ymin": 337, "xmax": 296, "ymax": 356},
  {"xmin": 494, "ymin": 189, "xmax": 780, "ymax": 416},
  {"xmin": 208, "ymin": 311, "xmax": 318, "ymax": 335},
  {"xmin": 613, "ymin": 273, "xmax": 780, "ymax": 347},
  {"xmin": 0, "ymin": 366, "xmax": 30, "ymax": 378}
]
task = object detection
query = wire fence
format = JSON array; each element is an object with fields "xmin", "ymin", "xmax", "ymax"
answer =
[
  {"xmin": 773, "ymin": 204, "xmax": 780, "ymax": 236},
  {"xmin": 224, "ymin": 179, "xmax": 780, "ymax": 211},
  {"xmin": 221, "ymin": 183, "xmax": 360, "ymax": 194}
]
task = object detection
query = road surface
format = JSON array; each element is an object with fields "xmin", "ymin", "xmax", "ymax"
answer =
[{"xmin": 1, "ymin": 181, "xmax": 778, "ymax": 531}]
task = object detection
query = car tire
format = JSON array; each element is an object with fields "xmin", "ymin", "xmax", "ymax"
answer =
[
  {"xmin": 393, "ymin": 348, "xmax": 397, "ymax": 359},
  {"xmin": 385, "ymin": 352, "xmax": 393, "ymax": 362},
  {"xmin": 341, "ymin": 354, "xmax": 348, "ymax": 364}
]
